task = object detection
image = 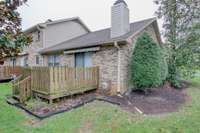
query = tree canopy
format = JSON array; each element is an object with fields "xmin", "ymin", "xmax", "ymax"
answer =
[
  {"xmin": 155, "ymin": 0, "xmax": 200, "ymax": 86},
  {"xmin": 0, "ymin": 0, "xmax": 32, "ymax": 59}
]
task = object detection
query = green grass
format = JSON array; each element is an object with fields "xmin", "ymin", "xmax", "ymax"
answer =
[{"xmin": 0, "ymin": 81, "xmax": 200, "ymax": 133}]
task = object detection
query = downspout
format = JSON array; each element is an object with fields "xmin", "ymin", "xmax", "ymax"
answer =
[{"xmin": 114, "ymin": 41, "xmax": 121, "ymax": 94}]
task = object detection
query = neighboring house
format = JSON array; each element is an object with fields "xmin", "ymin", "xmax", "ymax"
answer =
[{"xmin": 3, "ymin": 0, "xmax": 162, "ymax": 94}]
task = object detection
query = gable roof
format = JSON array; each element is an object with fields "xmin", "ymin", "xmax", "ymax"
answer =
[
  {"xmin": 24, "ymin": 17, "xmax": 91, "ymax": 33},
  {"xmin": 40, "ymin": 17, "xmax": 161, "ymax": 54}
]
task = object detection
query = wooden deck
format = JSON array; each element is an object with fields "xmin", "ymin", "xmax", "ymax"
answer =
[{"xmin": 9, "ymin": 66, "xmax": 99, "ymax": 103}]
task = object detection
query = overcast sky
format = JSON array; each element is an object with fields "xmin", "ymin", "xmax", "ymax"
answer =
[{"xmin": 18, "ymin": 0, "xmax": 163, "ymax": 32}]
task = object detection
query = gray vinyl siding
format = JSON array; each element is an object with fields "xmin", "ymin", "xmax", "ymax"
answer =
[{"xmin": 44, "ymin": 21, "xmax": 89, "ymax": 48}]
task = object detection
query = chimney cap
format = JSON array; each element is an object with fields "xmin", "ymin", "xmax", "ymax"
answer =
[{"xmin": 114, "ymin": 0, "xmax": 127, "ymax": 6}]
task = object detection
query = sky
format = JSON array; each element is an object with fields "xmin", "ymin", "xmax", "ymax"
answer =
[{"xmin": 18, "ymin": 0, "xmax": 163, "ymax": 32}]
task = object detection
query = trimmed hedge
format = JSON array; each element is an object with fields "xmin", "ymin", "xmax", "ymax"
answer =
[{"xmin": 129, "ymin": 32, "xmax": 168, "ymax": 89}]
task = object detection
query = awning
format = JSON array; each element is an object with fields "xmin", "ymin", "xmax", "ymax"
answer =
[{"xmin": 64, "ymin": 47, "xmax": 100, "ymax": 54}]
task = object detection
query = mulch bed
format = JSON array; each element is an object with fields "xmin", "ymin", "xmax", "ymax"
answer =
[
  {"xmin": 8, "ymin": 91, "xmax": 120, "ymax": 119},
  {"xmin": 7, "ymin": 83, "xmax": 189, "ymax": 119},
  {"xmin": 31, "ymin": 92, "xmax": 97, "ymax": 116},
  {"xmin": 104, "ymin": 83, "xmax": 188, "ymax": 114}
]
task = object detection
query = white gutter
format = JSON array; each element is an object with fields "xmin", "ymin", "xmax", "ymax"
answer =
[{"xmin": 114, "ymin": 41, "xmax": 121, "ymax": 93}]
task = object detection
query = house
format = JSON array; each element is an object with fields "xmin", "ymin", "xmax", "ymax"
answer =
[{"xmin": 3, "ymin": 0, "xmax": 162, "ymax": 94}]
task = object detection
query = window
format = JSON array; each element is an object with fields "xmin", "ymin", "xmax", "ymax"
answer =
[
  {"xmin": 84, "ymin": 52, "xmax": 93, "ymax": 67},
  {"xmin": 36, "ymin": 55, "xmax": 40, "ymax": 65},
  {"xmin": 20, "ymin": 56, "xmax": 28, "ymax": 66},
  {"xmin": 24, "ymin": 56, "xmax": 28, "ymax": 66},
  {"xmin": 11, "ymin": 58, "xmax": 16, "ymax": 66},
  {"xmin": 75, "ymin": 52, "xmax": 92, "ymax": 68},
  {"xmin": 36, "ymin": 31, "xmax": 41, "ymax": 41},
  {"xmin": 75, "ymin": 53, "xmax": 84, "ymax": 67},
  {"xmin": 48, "ymin": 55, "xmax": 60, "ymax": 67}
]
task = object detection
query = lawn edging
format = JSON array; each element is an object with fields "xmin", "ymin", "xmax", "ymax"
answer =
[{"xmin": 6, "ymin": 96, "xmax": 121, "ymax": 120}]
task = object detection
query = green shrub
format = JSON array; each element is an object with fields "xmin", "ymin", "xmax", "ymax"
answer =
[
  {"xmin": 167, "ymin": 58, "xmax": 181, "ymax": 88},
  {"xmin": 160, "ymin": 47, "xmax": 168, "ymax": 82},
  {"xmin": 129, "ymin": 32, "xmax": 168, "ymax": 89}
]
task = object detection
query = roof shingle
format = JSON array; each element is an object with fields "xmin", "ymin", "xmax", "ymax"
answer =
[{"xmin": 40, "ymin": 18, "xmax": 156, "ymax": 54}]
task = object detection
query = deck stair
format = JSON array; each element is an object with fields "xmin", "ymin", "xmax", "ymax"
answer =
[{"xmin": 12, "ymin": 76, "xmax": 31, "ymax": 103}]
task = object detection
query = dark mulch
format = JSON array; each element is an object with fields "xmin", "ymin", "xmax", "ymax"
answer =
[
  {"xmin": 103, "ymin": 83, "xmax": 188, "ymax": 114},
  {"xmin": 30, "ymin": 82, "xmax": 187, "ymax": 116},
  {"xmin": 26, "ymin": 92, "xmax": 97, "ymax": 117},
  {"xmin": 7, "ymin": 83, "xmax": 189, "ymax": 118}
]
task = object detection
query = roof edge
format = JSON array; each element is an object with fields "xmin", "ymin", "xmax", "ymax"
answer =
[
  {"xmin": 126, "ymin": 17, "xmax": 162, "ymax": 44},
  {"xmin": 23, "ymin": 17, "xmax": 91, "ymax": 33},
  {"xmin": 39, "ymin": 17, "xmax": 161, "ymax": 54}
]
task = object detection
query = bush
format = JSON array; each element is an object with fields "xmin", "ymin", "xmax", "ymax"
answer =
[
  {"xmin": 167, "ymin": 57, "xmax": 181, "ymax": 88},
  {"xmin": 129, "ymin": 32, "xmax": 168, "ymax": 89},
  {"xmin": 160, "ymin": 47, "xmax": 168, "ymax": 82}
]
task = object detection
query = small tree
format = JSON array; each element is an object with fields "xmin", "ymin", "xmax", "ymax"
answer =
[
  {"xmin": 129, "ymin": 32, "xmax": 167, "ymax": 89},
  {"xmin": 0, "ymin": 0, "xmax": 32, "ymax": 59}
]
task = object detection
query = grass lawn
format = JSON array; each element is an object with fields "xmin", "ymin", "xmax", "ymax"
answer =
[{"xmin": 0, "ymin": 80, "xmax": 200, "ymax": 133}]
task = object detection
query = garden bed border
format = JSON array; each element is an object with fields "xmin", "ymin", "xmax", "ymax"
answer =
[{"xmin": 6, "ymin": 96, "xmax": 121, "ymax": 120}]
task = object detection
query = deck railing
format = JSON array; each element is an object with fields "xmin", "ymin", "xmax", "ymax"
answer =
[
  {"xmin": 11, "ymin": 66, "xmax": 99, "ymax": 103},
  {"xmin": 0, "ymin": 66, "xmax": 4, "ymax": 79},
  {"xmin": 0, "ymin": 66, "xmax": 23, "ymax": 79},
  {"xmin": 31, "ymin": 67, "xmax": 99, "ymax": 100},
  {"xmin": 12, "ymin": 76, "xmax": 31, "ymax": 103},
  {"xmin": 31, "ymin": 67, "xmax": 51, "ymax": 95}
]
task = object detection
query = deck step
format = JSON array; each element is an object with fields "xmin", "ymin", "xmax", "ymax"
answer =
[
  {"xmin": 13, "ymin": 95, "xmax": 20, "ymax": 100},
  {"xmin": 6, "ymin": 97, "xmax": 19, "ymax": 105}
]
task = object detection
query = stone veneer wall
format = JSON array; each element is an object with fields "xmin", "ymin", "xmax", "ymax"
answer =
[
  {"xmin": 92, "ymin": 46, "xmax": 119, "ymax": 95},
  {"xmin": 119, "ymin": 24, "xmax": 161, "ymax": 93},
  {"xmin": 23, "ymin": 31, "xmax": 44, "ymax": 66},
  {"xmin": 3, "ymin": 31, "xmax": 44, "ymax": 67}
]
